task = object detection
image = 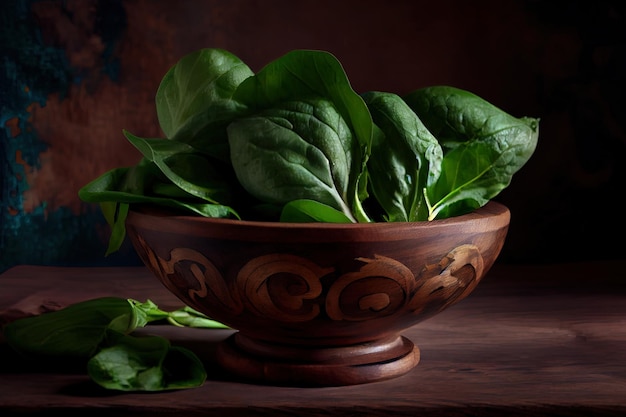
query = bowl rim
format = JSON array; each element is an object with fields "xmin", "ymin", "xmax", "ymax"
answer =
[{"xmin": 127, "ymin": 200, "xmax": 510, "ymax": 232}]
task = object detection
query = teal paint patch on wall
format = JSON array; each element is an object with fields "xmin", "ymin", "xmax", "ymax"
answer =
[{"xmin": 0, "ymin": 0, "xmax": 140, "ymax": 272}]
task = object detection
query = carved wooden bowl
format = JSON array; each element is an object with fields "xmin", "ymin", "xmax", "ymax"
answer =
[{"xmin": 125, "ymin": 201, "xmax": 510, "ymax": 386}]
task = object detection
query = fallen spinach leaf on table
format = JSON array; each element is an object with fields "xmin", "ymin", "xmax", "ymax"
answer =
[
  {"xmin": 88, "ymin": 329, "xmax": 207, "ymax": 391},
  {"xmin": 2, "ymin": 297, "xmax": 228, "ymax": 391},
  {"xmin": 166, "ymin": 305, "xmax": 230, "ymax": 329}
]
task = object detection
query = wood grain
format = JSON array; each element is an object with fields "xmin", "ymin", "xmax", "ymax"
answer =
[{"xmin": 1, "ymin": 261, "xmax": 625, "ymax": 416}]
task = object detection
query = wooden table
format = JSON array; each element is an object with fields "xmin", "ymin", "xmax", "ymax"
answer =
[{"xmin": 1, "ymin": 261, "xmax": 625, "ymax": 416}]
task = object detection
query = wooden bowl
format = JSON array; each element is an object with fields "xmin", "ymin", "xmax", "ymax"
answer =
[{"xmin": 126, "ymin": 201, "xmax": 510, "ymax": 386}]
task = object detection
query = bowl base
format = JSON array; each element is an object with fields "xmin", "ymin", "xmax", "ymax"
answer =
[{"xmin": 216, "ymin": 333, "xmax": 420, "ymax": 386}]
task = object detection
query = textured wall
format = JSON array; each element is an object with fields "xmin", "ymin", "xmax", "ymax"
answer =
[{"xmin": 1, "ymin": 0, "xmax": 625, "ymax": 272}]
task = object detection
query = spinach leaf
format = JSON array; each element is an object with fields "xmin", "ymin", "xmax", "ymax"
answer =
[
  {"xmin": 156, "ymin": 48, "xmax": 253, "ymax": 161},
  {"xmin": 3, "ymin": 297, "xmax": 146, "ymax": 360},
  {"xmin": 123, "ymin": 130, "xmax": 234, "ymax": 206},
  {"xmin": 79, "ymin": 158, "xmax": 235, "ymax": 254},
  {"xmin": 233, "ymin": 49, "xmax": 373, "ymax": 222},
  {"xmin": 101, "ymin": 202, "xmax": 130, "ymax": 256},
  {"xmin": 165, "ymin": 305, "xmax": 230, "ymax": 329},
  {"xmin": 280, "ymin": 199, "xmax": 354, "ymax": 223},
  {"xmin": 79, "ymin": 158, "xmax": 232, "ymax": 216},
  {"xmin": 362, "ymin": 91, "xmax": 443, "ymax": 222},
  {"xmin": 404, "ymin": 86, "xmax": 539, "ymax": 220},
  {"xmin": 228, "ymin": 99, "xmax": 362, "ymax": 222},
  {"xmin": 88, "ymin": 330, "xmax": 206, "ymax": 391}
]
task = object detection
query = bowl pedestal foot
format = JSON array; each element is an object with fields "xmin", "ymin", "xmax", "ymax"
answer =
[{"xmin": 215, "ymin": 332, "xmax": 420, "ymax": 386}]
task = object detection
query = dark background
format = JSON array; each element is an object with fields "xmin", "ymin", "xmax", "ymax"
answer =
[{"xmin": 2, "ymin": 0, "xmax": 625, "ymax": 272}]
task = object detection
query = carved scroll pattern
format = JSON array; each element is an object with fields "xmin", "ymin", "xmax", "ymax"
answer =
[
  {"xmin": 133, "ymin": 234, "xmax": 243, "ymax": 315},
  {"xmin": 135, "ymin": 233, "xmax": 484, "ymax": 322}
]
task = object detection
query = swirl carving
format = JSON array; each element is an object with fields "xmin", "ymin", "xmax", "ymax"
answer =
[
  {"xmin": 408, "ymin": 244, "xmax": 484, "ymax": 315},
  {"xmin": 326, "ymin": 255, "xmax": 414, "ymax": 321},
  {"xmin": 236, "ymin": 254, "xmax": 334, "ymax": 322},
  {"xmin": 132, "ymin": 233, "xmax": 242, "ymax": 314}
]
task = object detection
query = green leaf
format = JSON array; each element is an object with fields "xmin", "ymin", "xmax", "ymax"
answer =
[
  {"xmin": 234, "ymin": 50, "xmax": 371, "ymax": 149},
  {"xmin": 156, "ymin": 48, "xmax": 253, "ymax": 160},
  {"xmin": 425, "ymin": 141, "xmax": 500, "ymax": 219},
  {"xmin": 3, "ymin": 297, "xmax": 139, "ymax": 360},
  {"xmin": 79, "ymin": 160, "xmax": 237, "ymax": 254},
  {"xmin": 228, "ymin": 99, "xmax": 361, "ymax": 221},
  {"xmin": 233, "ymin": 49, "xmax": 373, "ymax": 221},
  {"xmin": 404, "ymin": 86, "xmax": 539, "ymax": 220},
  {"xmin": 104, "ymin": 202, "xmax": 128, "ymax": 256},
  {"xmin": 79, "ymin": 161, "xmax": 235, "ymax": 217},
  {"xmin": 123, "ymin": 130, "xmax": 233, "ymax": 205},
  {"xmin": 87, "ymin": 331, "xmax": 206, "ymax": 391},
  {"xmin": 280, "ymin": 199, "xmax": 354, "ymax": 223},
  {"xmin": 128, "ymin": 299, "xmax": 170, "ymax": 324},
  {"xmin": 125, "ymin": 299, "xmax": 229, "ymax": 329},
  {"xmin": 99, "ymin": 200, "xmax": 118, "ymax": 227},
  {"xmin": 362, "ymin": 91, "xmax": 443, "ymax": 222},
  {"xmin": 166, "ymin": 306, "xmax": 230, "ymax": 329}
]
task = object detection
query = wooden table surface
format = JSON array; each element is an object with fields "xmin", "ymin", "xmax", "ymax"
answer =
[{"xmin": 1, "ymin": 261, "xmax": 625, "ymax": 416}]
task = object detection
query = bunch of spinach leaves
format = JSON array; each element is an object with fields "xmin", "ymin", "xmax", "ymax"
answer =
[{"xmin": 79, "ymin": 48, "xmax": 539, "ymax": 254}]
